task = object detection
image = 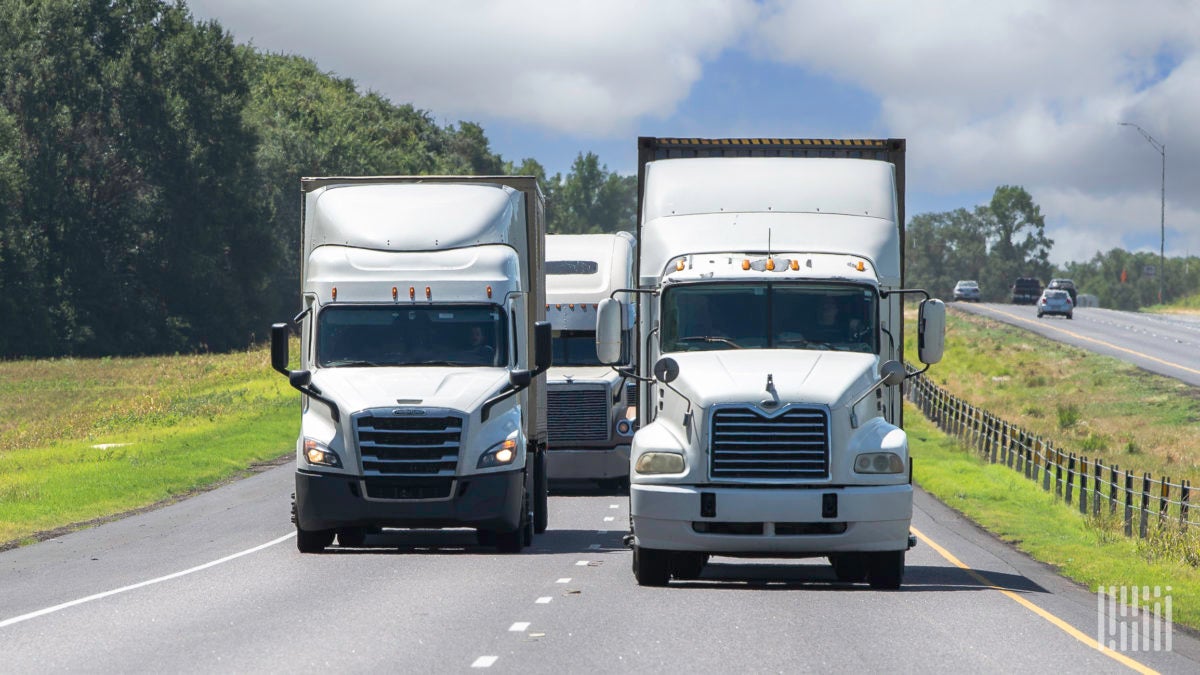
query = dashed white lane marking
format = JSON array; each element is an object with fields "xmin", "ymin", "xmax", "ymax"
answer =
[
  {"xmin": 471, "ymin": 656, "xmax": 498, "ymax": 668},
  {"xmin": 575, "ymin": 560, "xmax": 590, "ymax": 566},
  {"xmin": 536, "ymin": 596, "xmax": 553, "ymax": 604},
  {"xmin": 556, "ymin": 578, "xmax": 571, "ymax": 584},
  {"xmin": 0, "ymin": 532, "xmax": 295, "ymax": 629},
  {"xmin": 604, "ymin": 516, "xmax": 615, "ymax": 522},
  {"xmin": 588, "ymin": 544, "xmax": 601, "ymax": 550},
  {"xmin": 609, "ymin": 504, "xmax": 620, "ymax": 509},
  {"xmin": 509, "ymin": 622, "xmax": 530, "ymax": 632}
]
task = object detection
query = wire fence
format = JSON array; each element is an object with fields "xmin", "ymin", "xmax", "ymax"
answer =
[{"xmin": 905, "ymin": 370, "xmax": 1198, "ymax": 536}]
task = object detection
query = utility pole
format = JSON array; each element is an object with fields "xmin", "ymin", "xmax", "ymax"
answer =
[{"xmin": 1119, "ymin": 122, "xmax": 1166, "ymax": 304}]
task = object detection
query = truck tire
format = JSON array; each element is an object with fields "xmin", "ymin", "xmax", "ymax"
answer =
[
  {"xmin": 632, "ymin": 546, "xmax": 671, "ymax": 586},
  {"xmin": 534, "ymin": 446, "xmax": 549, "ymax": 534},
  {"xmin": 671, "ymin": 552, "xmax": 709, "ymax": 580},
  {"xmin": 829, "ymin": 553, "xmax": 868, "ymax": 582},
  {"xmin": 866, "ymin": 550, "xmax": 905, "ymax": 589},
  {"xmin": 296, "ymin": 527, "xmax": 334, "ymax": 553},
  {"xmin": 495, "ymin": 491, "xmax": 531, "ymax": 553},
  {"xmin": 337, "ymin": 527, "xmax": 367, "ymax": 548}
]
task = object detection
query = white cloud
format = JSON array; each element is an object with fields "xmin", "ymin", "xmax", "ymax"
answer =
[{"xmin": 187, "ymin": 0, "xmax": 759, "ymax": 135}]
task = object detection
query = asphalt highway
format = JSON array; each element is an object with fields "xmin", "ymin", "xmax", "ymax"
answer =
[{"xmin": 2, "ymin": 463, "xmax": 1197, "ymax": 673}]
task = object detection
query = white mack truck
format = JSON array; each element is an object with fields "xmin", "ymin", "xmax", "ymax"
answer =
[
  {"xmin": 597, "ymin": 138, "xmax": 945, "ymax": 587},
  {"xmin": 271, "ymin": 176, "xmax": 551, "ymax": 554},
  {"xmin": 544, "ymin": 232, "xmax": 637, "ymax": 487}
]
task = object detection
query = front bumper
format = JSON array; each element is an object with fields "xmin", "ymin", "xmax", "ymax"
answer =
[
  {"xmin": 295, "ymin": 469, "xmax": 524, "ymax": 531},
  {"xmin": 547, "ymin": 444, "xmax": 630, "ymax": 481},
  {"xmin": 630, "ymin": 483, "xmax": 912, "ymax": 554}
]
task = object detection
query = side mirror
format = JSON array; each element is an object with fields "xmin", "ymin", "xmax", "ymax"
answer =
[
  {"xmin": 271, "ymin": 323, "xmax": 290, "ymax": 375},
  {"xmin": 918, "ymin": 299, "xmax": 946, "ymax": 365},
  {"xmin": 289, "ymin": 369, "xmax": 312, "ymax": 388},
  {"xmin": 509, "ymin": 369, "xmax": 532, "ymax": 388},
  {"xmin": 879, "ymin": 359, "xmax": 906, "ymax": 386},
  {"xmin": 533, "ymin": 321, "xmax": 552, "ymax": 374},
  {"xmin": 653, "ymin": 357, "xmax": 679, "ymax": 384},
  {"xmin": 596, "ymin": 298, "xmax": 624, "ymax": 365}
]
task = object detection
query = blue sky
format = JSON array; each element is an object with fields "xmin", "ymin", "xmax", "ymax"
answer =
[{"xmin": 188, "ymin": 0, "xmax": 1200, "ymax": 266}]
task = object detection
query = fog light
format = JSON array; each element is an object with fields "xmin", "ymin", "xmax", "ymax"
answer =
[{"xmin": 635, "ymin": 452, "xmax": 684, "ymax": 474}]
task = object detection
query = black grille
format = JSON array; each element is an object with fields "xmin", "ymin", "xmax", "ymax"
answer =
[
  {"xmin": 355, "ymin": 412, "xmax": 462, "ymax": 476},
  {"xmin": 710, "ymin": 407, "xmax": 829, "ymax": 479},
  {"xmin": 364, "ymin": 477, "xmax": 454, "ymax": 500},
  {"xmin": 548, "ymin": 386, "xmax": 609, "ymax": 444},
  {"xmin": 625, "ymin": 381, "xmax": 637, "ymax": 407}
]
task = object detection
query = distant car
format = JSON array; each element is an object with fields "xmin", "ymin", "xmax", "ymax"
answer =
[
  {"xmin": 953, "ymin": 280, "xmax": 981, "ymax": 302},
  {"xmin": 1011, "ymin": 277, "xmax": 1042, "ymax": 304},
  {"xmin": 1037, "ymin": 288, "xmax": 1073, "ymax": 319},
  {"xmin": 1047, "ymin": 278, "xmax": 1078, "ymax": 304}
]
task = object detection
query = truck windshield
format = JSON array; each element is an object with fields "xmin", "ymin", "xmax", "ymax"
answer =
[
  {"xmin": 316, "ymin": 305, "xmax": 508, "ymax": 367},
  {"xmin": 553, "ymin": 329, "xmax": 603, "ymax": 366},
  {"xmin": 660, "ymin": 283, "xmax": 876, "ymax": 353}
]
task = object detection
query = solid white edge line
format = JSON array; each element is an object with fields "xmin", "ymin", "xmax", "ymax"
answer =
[{"xmin": 0, "ymin": 532, "xmax": 296, "ymax": 629}]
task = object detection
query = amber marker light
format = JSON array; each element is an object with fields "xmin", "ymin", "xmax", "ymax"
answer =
[
  {"xmin": 331, "ymin": 287, "xmax": 337, "ymax": 301},
  {"xmin": 392, "ymin": 286, "xmax": 398, "ymax": 300},
  {"xmin": 741, "ymin": 259, "xmax": 750, "ymax": 270},
  {"xmin": 675, "ymin": 259, "xmax": 685, "ymax": 271},
  {"xmin": 409, "ymin": 286, "xmax": 415, "ymax": 300},
  {"xmin": 790, "ymin": 259, "xmax": 799, "ymax": 271},
  {"xmin": 425, "ymin": 286, "xmax": 431, "ymax": 299},
  {"xmin": 856, "ymin": 261, "xmax": 865, "ymax": 271},
  {"xmin": 766, "ymin": 259, "xmax": 776, "ymax": 271},
  {"xmin": 487, "ymin": 285, "xmax": 493, "ymax": 298}
]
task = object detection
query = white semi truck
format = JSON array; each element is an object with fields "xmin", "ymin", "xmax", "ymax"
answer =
[
  {"xmin": 597, "ymin": 137, "xmax": 945, "ymax": 587},
  {"xmin": 544, "ymin": 232, "xmax": 637, "ymax": 487},
  {"xmin": 271, "ymin": 176, "xmax": 551, "ymax": 554}
]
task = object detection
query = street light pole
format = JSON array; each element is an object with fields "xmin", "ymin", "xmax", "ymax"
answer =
[{"xmin": 1119, "ymin": 122, "xmax": 1166, "ymax": 304}]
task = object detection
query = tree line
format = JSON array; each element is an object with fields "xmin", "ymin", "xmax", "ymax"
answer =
[
  {"xmin": 0, "ymin": 0, "xmax": 634, "ymax": 358},
  {"xmin": 905, "ymin": 185, "xmax": 1200, "ymax": 310}
]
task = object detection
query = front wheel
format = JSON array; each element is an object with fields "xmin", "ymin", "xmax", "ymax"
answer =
[
  {"xmin": 296, "ymin": 527, "xmax": 334, "ymax": 553},
  {"xmin": 495, "ymin": 490, "xmax": 532, "ymax": 553},
  {"xmin": 671, "ymin": 552, "xmax": 709, "ymax": 580},
  {"xmin": 867, "ymin": 550, "xmax": 905, "ymax": 589},
  {"xmin": 533, "ymin": 447, "xmax": 548, "ymax": 534},
  {"xmin": 632, "ymin": 546, "xmax": 672, "ymax": 586},
  {"xmin": 829, "ymin": 553, "xmax": 869, "ymax": 582}
]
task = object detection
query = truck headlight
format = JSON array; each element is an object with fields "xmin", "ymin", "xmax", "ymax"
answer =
[
  {"xmin": 635, "ymin": 451, "xmax": 684, "ymax": 474},
  {"xmin": 303, "ymin": 438, "xmax": 342, "ymax": 468},
  {"xmin": 615, "ymin": 418, "xmax": 635, "ymax": 437},
  {"xmin": 478, "ymin": 434, "xmax": 519, "ymax": 469},
  {"xmin": 854, "ymin": 452, "xmax": 904, "ymax": 474}
]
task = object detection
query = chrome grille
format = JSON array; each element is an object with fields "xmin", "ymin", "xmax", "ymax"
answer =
[
  {"xmin": 625, "ymin": 381, "xmax": 637, "ymax": 407},
  {"xmin": 354, "ymin": 412, "xmax": 462, "ymax": 476},
  {"xmin": 710, "ymin": 407, "xmax": 829, "ymax": 479},
  {"xmin": 548, "ymin": 386, "xmax": 609, "ymax": 444}
]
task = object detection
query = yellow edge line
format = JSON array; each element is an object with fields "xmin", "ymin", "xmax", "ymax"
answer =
[
  {"xmin": 977, "ymin": 306, "xmax": 1200, "ymax": 376},
  {"xmin": 910, "ymin": 527, "xmax": 1157, "ymax": 674}
]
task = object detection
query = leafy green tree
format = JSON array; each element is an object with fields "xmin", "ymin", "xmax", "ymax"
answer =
[
  {"xmin": 977, "ymin": 185, "xmax": 1054, "ymax": 298},
  {"xmin": 545, "ymin": 152, "xmax": 635, "ymax": 234},
  {"xmin": 907, "ymin": 208, "xmax": 988, "ymax": 298}
]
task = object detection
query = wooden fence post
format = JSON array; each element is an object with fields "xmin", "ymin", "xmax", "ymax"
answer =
[
  {"xmin": 1159, "ymin": 477, "xmax": 1170, "ymax": 527},
  {"xmin": 1124, "ymin": 471, "xmax": 1134, "ymax": 537},
  {"xmin": 1032, "ymin": 437, "xmax": 1042, "ymax": 483},
  {"xmin": 1055, "ymin": 450, "xmax": 1064, "ymax": 498},
  {"xmin": 1065, "ymin": 454, "xmax": 1076, "ymax": 506},
  {"xmin": 1093, "ymin": 459, "xmax": 1103, "ymax": 516},
  {"xmin": 1139, "ymin": 473, "xmax": 1151, "ymax": 539},
  {"xmin": 1109, "ymin": 463, "xmax": 1119, "ymax": 515},
  {"xmin": 1182, "ymin": 480, "xmax": 1191, "ymax": 532},
  {"xmin": 1041, "ymin": 442, "xmax": 1051, "ymax": 491},
  {"xmin": 1079, "ymin": 456, "xmax": 1089, "ymax": 516}
]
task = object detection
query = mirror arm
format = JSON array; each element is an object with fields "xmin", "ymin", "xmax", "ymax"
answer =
[
  {"xmin": 482, "ymin": 384, "xmax": 521, "ymax": 423},
  {"xmin": 880, "ymin": 288, "xmax": 931, "ymax": 301},
  {"xmin": 904, "ymin": 362, "xmax": 931, "ymax": 381},
  {"xmin": 288, "ymin": 380, "xmax": 340, "ymax": 423}
]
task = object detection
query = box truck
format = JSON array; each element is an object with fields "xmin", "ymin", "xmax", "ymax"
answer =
[
  {"xmin": 597, "ymin": 138, "xmax": 945, "ymax": 587},
  {"xmin": 544, "ymin": 232, "xmax": 637, "ymax": 486},
  {"xmin": 271, "ymin": 176, "xmax": 551, "ymax": 553}
]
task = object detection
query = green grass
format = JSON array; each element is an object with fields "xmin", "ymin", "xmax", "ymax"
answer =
[
  {"xmin": 907, "ymin": 404, "xmax": 1200, "ymax": 631},
  {"xmin": 0, "ymin": 345, "xmax": 298, "ymax": 547},
  {"xmin": 915, "ymin": 307, "xmax": 1200, "ymax": 486}
]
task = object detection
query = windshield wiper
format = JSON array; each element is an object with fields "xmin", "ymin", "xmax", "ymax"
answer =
[
  {"xmin": 677, "ymin": 335, "xmax": 742, "ymax": 349},
  {"xmin": 322, "ymin": 359, "xmax": 385, "ymax": 367}
]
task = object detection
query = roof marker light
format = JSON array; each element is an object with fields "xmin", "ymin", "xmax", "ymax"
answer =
[
  {"xmin": 392, "ymin": 286, "xmax": 398, "ymax": 300},
  {"xmin": 331, "ymin": 287, "xmax": 337, "ymax": 301},
  {"xmin": 425, "ymin": 286, "xmax": 431, "ymax": 299},
  {"xmin": 569, "ymin": 304, "xmax": 575, "ymax": 310},
  {"xmin": 556, "ymin": 304, "xmax": 562, "ymax": 310},
  {"xmin": 790, "ymin": 259, "xmax": 799, "ymax": 271},
  {"xmin": 742, "ymin": 259, "xmax": 750, "ymax": 270},
  {"xmin": 409, "ymin": 286, "xmax": 415, "ymax": 300},
  {"xmin": 766, "ymin": 259, "xmax": 776, "ymax": 271},
  {"xmin": 487, "ymin": 286, "xmax": 493, "ymax": 298},
  {"xmin": 676, "ymin": 259, "xmax": 685, "ymax": 271},
  {"xmin": 856, "ymin": 261, "xmax": 865, "ymax": 272}
]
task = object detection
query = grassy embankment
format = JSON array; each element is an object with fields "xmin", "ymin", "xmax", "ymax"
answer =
[
  {"xmin": 0, "ymin": 346, "xmax": 297, "ymax": 548},
  {"xmin": 908, "ymin": 306, "xmax": 1200, "ymax": 630}
]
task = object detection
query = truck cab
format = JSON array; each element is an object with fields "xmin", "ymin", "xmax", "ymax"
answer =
[
  {"xmin": 271, "ymin": 177, "xmax": 551, "ymax": 554},
  {"xmin": 544, "ymin": 232, "xmax": 637, "ymax": 487},
  {"xmin": 598, "ymin": 138, "xmax": 945, "ymax": 588}
]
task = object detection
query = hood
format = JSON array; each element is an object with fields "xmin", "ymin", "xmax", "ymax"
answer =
[
  {"xmin": 547, "ymin": 364, "xmax": 619, "ymax": 384},
  {"xmin": 665, "ymin": 350, "xmax": 879, "ymax": 409},
  {"xmin": 311, "ymin": 367, "xmax": 510, "ymax": 415}
]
